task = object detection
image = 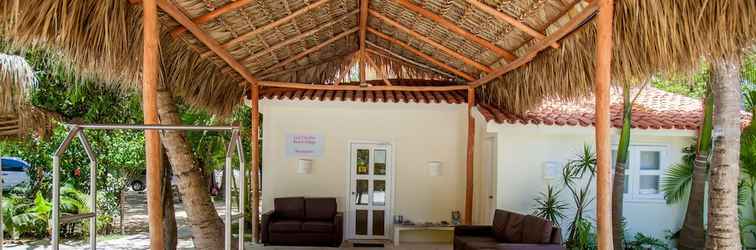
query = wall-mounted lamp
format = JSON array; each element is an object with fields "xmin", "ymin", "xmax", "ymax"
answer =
[
  {"xmin": 543, "ymin": 161, "xmax": 561, "ymax": 180},
  {"xmin": 428, "ymin": 161, "xmax": 442, "ymax": 176},
  {"xmin": 297, "ymin": 159, "xmax": 313, "ymax": 174}
]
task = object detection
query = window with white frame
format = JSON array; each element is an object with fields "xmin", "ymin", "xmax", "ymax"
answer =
[{"xmin": 612, "ymin": 145, "xmax": 668, "ymax": 201}]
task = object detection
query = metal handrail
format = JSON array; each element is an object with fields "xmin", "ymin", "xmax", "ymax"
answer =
[{"xmin": 45, "ymin": 123, "xmax": 246, "ymax": 250}]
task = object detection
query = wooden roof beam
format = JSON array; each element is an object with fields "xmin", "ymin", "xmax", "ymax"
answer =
[
  {"xmin": 241, "ymin": 9, "xmax": 358, "ymax": 64},
  {"xmin": 259, "ymin": 52, "xmax": 354, "ymax": 80},
  {"xmin": 466, "ymin": 0, "xmax": 560, "ymax": 49},
  {"xmin": 393, "ymin": 0, "xmax": 516, "ymax": 62},
  {"xmin": 259, "ymin": 27, "xmax": 359, "ymax": 75},
  {"xmin": 358, "ymin": 0, "xmax": 369, "ymax": 84},
  {"xmin": 204, "ymin": 0, "xmax": 331, "ymax": 57},
  {"xmin": 157, "ymin": 0, "xmax": 259, "ymax": 85},
  {"xmin": 470, "ymin": 3, "xmax": 598, "ymax": 87},
  {"xmin": 369, "ymin": 10, "xmax": 492, "ymax": 74},
  {"xmin": 368, "ymin": 27, "xmax": 475, "ymax": 81},
  {"xmin": 260, "ymin": 81, "xmax": 469, "ymax": 91},
  {"xmin": 169, "ymin": 0, "xmax": 254, "ymax": 38}
]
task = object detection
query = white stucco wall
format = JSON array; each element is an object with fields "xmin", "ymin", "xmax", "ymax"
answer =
[
  {"xmin": 259, "ymin": 99, "xmax": 470, "ymax": 242},
  {"xmin": 486, "ymin": 123, "xmax": 694, "ymax": 240}
]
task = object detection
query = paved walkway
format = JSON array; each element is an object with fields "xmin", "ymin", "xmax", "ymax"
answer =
[{"xmin": 3, "ymin": 192, "xmax": 451, "ymax": 250}]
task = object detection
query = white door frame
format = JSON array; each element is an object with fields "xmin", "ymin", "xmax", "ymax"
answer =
[{"xmin": 345, "ymin": 141, "xmax": 394, "ymax": 240}]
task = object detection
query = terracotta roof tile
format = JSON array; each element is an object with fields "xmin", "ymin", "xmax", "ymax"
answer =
[{"xmin": 477, "ymin": 87, "xmax": 752, "ymax": 130}]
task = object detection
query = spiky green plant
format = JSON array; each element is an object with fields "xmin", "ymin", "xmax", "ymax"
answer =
[{"xmin": 532, "ymin": 185, "xmax": 568, "ymax": 227}]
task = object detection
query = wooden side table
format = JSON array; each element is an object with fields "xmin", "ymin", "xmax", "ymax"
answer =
[{"xmin": 392, "ymin": 225, "xmax": 455, "ymax": 246}]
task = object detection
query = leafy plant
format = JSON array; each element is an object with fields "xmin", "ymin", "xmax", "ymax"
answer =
[
  {"xmin": 532, "ymin": 185, "xmax": 568, "ymax": 227},
  {"xmin": 560, "ymin": 145, "xmax": 597, "ymax": 249},
  {"xmin": 625, "ymin": 233, "xmax": 670, "ymax": 250},
  {"xmin": 661, "ymin": 144, "xmax": 698, "ymax": 204}
]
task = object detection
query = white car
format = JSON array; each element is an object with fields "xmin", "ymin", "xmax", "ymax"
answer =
[{"xmin": 1, "ymin": 157, "xmax": 31, "ymax": 190}]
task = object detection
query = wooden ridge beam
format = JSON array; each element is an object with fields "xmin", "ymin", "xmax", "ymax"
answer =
[
  {"xmin": 466, "ymin": 0, "xmax": 559, "ymax": 49},
  {"xmin": 393, "ymin": 0, "xmax": 516, "ymax": 62},
  {"xmin": 169, "ymin": 0, "xmax": 253, "ymax": 38},
  {"xmin": 365, "ymin": 42, "xmax": 457, "ymax": 79},
  {"xmin": 210, "ymin": 0, "xmax": 330, "ymax": 55},
  {"xmin": 157, "ymin": 0, "xmax": 259, "ymax": 85},
  {"xmin": 259, "ymin": 27, "xmax": 359, "ymax": 75},
  {"xmin": 260, "ymin": 81, "xmax": 469, "ymax": 91},
  {"xmin": 369, "ymin": 10, "xmax": 492, "ymax": 73},
  {"xmin": 368, "ymin": 28, "xmax": 475, "ymax": 81},
  {"xmin": 242, "ymin": 9, "xmax": 358, "ymax": 64},
  {"xmin": 470, "ymin": 3, "xmax": 597, "ymax": 87}
]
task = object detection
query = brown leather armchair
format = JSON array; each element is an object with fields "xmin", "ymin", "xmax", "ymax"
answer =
[
  {"xmin": 454, "ymin": 210, "xmax": 564, "ymax": 250},
  {"xmin": 261, "ymin": 197, "xmax": 343, "ymax": 247}
]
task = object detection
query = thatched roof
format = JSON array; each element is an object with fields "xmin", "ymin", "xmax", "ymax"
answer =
[
  {"xmin": 1, "ymin": 0, "xmax": 754, "ymax": 115},
  {"xmin": 0, "ymin": 53, "xmax": 58, "ymax": 138}
]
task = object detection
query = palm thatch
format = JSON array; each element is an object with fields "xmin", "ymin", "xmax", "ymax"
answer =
[
  {"xmin": 0, "ymin": 53, "xmax": 35, "ymax": 115},
  {"xmin": 1, "ymin": 0, "xmax": 754, "ymax": 115}
]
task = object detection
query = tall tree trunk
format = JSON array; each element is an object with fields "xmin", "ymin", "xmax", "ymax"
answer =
[
  {"xmin": 679, "ymin": 84, "xmax": 714, "ymax": 250},
  {"xmin": 161, "ymin": 147, "xmax": 178, "ymax": 250},
  {"xmin": 706, "ymin": 56, "xmax": 742, "ymax": 250},
  {"xmin": 612, "ymin": 84, "xmax": 632, "ymax": 249},
  {"xmin": 157, "ymin": 88, "xmax": 227, "ymax": 250}
]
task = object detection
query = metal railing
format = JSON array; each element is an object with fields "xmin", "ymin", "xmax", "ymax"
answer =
[{"xmin": 47, "ymin": 124, "xmax": 246, "ymax": 250}]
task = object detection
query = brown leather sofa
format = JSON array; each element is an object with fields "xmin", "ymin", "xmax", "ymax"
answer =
[
  {"xmin": 454, "ymin": 210, "xmax": 564, "ymax": 250},
  {"xmin": 261, "ymin": 197, "xmax": 343, "ymax": 247}
]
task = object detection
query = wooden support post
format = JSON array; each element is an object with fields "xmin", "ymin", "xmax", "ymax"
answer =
[
  {"xmin": 250, "ymin": 84, "xmax": 262, "ymax": 242},
  {"xmin": 358, "ymin": 0, "xmax": 368, "ymax": 85},
  {"xmin": 142, "ymin": 0, "xmax": 164, "ymax": 249},
  {"xmin": 464, "ymin": 87, "xmax": 475, "ymax": 224},
  {"xmin": 594, "ymin": 0, "xmax": 613, "ymax": 249}
]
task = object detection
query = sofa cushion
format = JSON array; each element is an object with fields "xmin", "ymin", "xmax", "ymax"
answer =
[
  {"xmin": 492, "ymin": 210, "xmax": 511, "ymax": 242},
  {"xmin": 269, "ymin": 220, "xmax": 302, "ymax": 233},
  {"xmin": 522, "ymin": 215, "xmax": 553, "ymax": 244},
  {"xmin": 302, "ymin": 221, "xmax": 334, "ymax": 233},
  {"xmin": 455, "ymin": 235, "xmax": 497, "ymax": 250},
  {"xmin": 275, "ymin": 197, "xmax": 305, "ymax": 220},
  {"xmin": 463, "ymin": 240, "xmax": 498, "ymax": 250},
  {"xmin": 549, "ymin": 227, "xmax": 562, "ymax": 244},
  {"xmin": 502, "ymin": 212, "xmax": 525, "ymax": 243},
  {"xmin": 305, "ymin": 198, "xmax": 337, "ymax": 220}
]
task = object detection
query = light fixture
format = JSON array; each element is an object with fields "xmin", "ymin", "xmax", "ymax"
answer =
[
  {"xmin": 543, "ymin": 161, "xmax": 560, "ymax": 180},
  {"xmin": 297, "ymin": 159, "xmax": 313, "ymax": 174},
  {"xmin": 428, "ymin": 161, "xmax": 442, "ymax": 176}
]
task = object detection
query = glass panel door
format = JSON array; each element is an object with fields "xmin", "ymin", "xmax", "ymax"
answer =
[{"xmin": 349, "ymin": 143, "xmax": 390, "ymax": 239}]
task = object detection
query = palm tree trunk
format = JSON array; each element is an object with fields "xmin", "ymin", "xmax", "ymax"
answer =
[
  {"xmin": 161, "ymin": 148, "xmax": 178, "ymax": 250},
  {"xmin": 705, "ymin": 56, "xmax": 742, "ymax": 250},
  {"xmin": 612, "ymin": 84, "xmax": 632, "ymax": 249},
  {"xmin": 679, "ymin": 84, "xmax": 714, "ymax": 250},
  {"xmin": 157, "ymin": 88, "xmax": 226, "ymax": 250}
]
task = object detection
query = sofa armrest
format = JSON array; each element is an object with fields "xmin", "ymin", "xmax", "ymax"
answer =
[
  {"xmin": 454, "ymin": 225, "xmax": 493, "ymax": 237},
  {"xmin": 260, "ymin": 210, "xmax": 275, "ymax": 243},
  {"xmin": 496, "ymin": 243, "xmax": 565, "ymax": 250},
  {"xmin": 333, "ymin": 212, "xmax": 344, "ymax": 247}
]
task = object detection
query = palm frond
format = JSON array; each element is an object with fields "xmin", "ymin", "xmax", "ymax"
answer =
[{"xmin": 661, "ymin": 162, "xmax": 694, "ymax": 204}]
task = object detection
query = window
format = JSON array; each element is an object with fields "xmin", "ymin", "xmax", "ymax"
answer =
[{"xmin": 613, "ymin": 145, "xmax": 668, "ymax": 201}]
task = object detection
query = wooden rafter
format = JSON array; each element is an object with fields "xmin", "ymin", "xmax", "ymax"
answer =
[
  {"xmin": 358, "ymin": 0, "xmax": 369, "ymax": 84},
  {"xmin": 393, "ymin": 0, "xmax": 516, "ymax": 62},
  {"xmin": 259, "ymin": 53, "xmax": 352, "ymax": 79},
  {"xmin": 169, "ymin": 0, "xmax": 253, "ymax": 38},
  {"xmin": 259, "ymin": 27, "xmax": 359, "ymax": 75},
  {"xmin": 466, "ymin": 0, "xmax": 559, "ymax": 49},
  {"xmin": 369, "ymin": 10, "xmax": 492, "ymax": 73},
  {"xmin": 241, "ymin": 9, "xmax": 358, "ymax": 64},
  {"xmin": 368, "ymin": 28, "xmax": 475, "ymax": 81},
  {"xmin": 365, "ymin": 42, "xmax": 457, "ymax": 79},
  {"xmin": 203, "ymin": 0, "xmax": 330, "ymax": 57},
  {"xmin": 260, "ymin": 81, "xmax": 469, "ymax": 91},
  {"xmin": 157, "ymin": 0, "xmax": 259, "ymax": 85},
  {"xmin": 470, "ymin": 3, "xmax": 598, "ymax": 87}
]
